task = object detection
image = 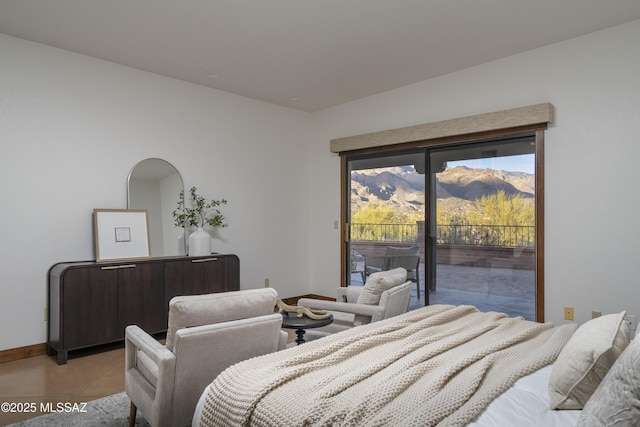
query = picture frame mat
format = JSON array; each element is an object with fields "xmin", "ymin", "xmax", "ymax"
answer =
[{"xmin": 93, "ymin": 209, "xmax": 151, "ymax": 261}]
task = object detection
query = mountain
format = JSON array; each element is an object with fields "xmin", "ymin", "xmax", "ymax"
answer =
[{"xmin": 350, "ymin": 165, "xmax": 534, "ymax": 215}]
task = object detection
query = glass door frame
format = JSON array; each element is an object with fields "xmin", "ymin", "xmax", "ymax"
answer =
[
  {"xmin": 343, "ymin": 149, "xmax": 426, "ymax": 290},
  {"xmin": 340, "ymin": 126, "xmax": 546, "ymax": 321}
]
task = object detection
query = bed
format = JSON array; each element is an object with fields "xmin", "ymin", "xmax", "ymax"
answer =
[{"xmin": 193, "ymin": 304, "xmax": 635, "ymax": 426}]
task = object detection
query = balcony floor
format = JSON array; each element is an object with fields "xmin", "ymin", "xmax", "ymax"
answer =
[{"xmin": 352, "ymin": 263, "xmax": 536, "ymax": 321}]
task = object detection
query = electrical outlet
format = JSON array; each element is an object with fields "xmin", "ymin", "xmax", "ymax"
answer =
[
  {"xmin": 564, "ymin": 306, "xmax": 574, "ymax": 321},
  {"xmin": 592, "ymin": 311, "xmax": 602, "ymax": 319},
  {"xmin": 264, "ymin": 278, "xmax": 269, "ymax": 288},
  {"xmin": 627, "ymin": 315, "xmax": 636, "ymax": 330}
]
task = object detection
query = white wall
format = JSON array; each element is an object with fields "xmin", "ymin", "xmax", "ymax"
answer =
[
  {"xmin": 2, "ymin": 19, "xmax": 640, "ymax": 351},
  {"xmin": 309, "ymin": 19, "xmax": 640, "ymax": 327},
  {"xmin": 0, "ymin": 34, "xmax": 312, "ymax": 351}
]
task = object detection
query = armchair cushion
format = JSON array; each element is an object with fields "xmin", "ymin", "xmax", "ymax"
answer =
[
  {"xmin": 357, "ymin": 268, "xmax": 407, "ymax": 305},
  {"xmin": 170, "ymin": 313, "xmax": 285, "ymax": 424},
  {"xmin": 166, "ymin": 288, "xmax": 277, "ymax": 351},
  {"xmin": 337, "ymin": 286, "xmax": 363, "ymax": 303}
]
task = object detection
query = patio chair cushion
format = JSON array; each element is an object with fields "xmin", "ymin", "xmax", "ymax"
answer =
[
  {"xmin": 357, "ymin": 268, "xmax": 407, "ymax": 305},
  {"xmin": 549, "ymin": 311, "xmax": 630, "ymax": 410}
]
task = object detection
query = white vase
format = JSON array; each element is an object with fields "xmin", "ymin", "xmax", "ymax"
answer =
[{"xmin": 188, "ymin": 227, "xmax": 211, "ymax": 256}]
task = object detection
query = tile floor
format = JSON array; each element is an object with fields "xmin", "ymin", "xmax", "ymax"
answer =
[{"xmin": 354, "ymin": 263, "xmax": 536, "ymax": 320}]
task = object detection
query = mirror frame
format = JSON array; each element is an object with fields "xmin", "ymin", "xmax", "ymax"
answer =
[{"xmin": 127, "ymin": 158, "xmax": 185, "ymax": 257}]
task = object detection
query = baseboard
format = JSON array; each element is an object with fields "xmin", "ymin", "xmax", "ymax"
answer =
[{"xmin": 0, "ymin": 343, "xmax": 47, "ymax": 364}]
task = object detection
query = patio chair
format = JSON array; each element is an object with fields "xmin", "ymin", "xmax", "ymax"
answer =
[
  {"xmin": 385, "ymin": 246, "xmax": 420, "ymax": 257},
  {"xmin": 389, "ymin": 254, "xmax": 421, "ymax": 297},
  {"xmin": 365, "ymin": 246, "xmax": 422, "ymax": 294},
  {"xmin": 363, "ymin": 255, "xmax": 390, "ymax": 277}
]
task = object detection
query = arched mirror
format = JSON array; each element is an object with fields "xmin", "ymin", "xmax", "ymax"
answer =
[{"xmin": 127, "ymin": 158, "xmax": 185, "ymax": 257}]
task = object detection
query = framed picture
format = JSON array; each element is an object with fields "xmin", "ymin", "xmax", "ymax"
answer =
[{"xmin": 93, "ymin": 209, "xmax": 150, "ymax": 261}]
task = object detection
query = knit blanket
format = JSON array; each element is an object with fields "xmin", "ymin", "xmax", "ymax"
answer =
[{"xmin": 199, "ymin": 305, "xmax": 576, "ymax": 427}]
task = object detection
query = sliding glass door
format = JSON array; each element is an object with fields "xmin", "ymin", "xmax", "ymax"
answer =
[
  {"xmin": 344, "ymin": 133, "xmax": 539, "ymax": 320},
  {"xmin": 346, "ymin": 152, "xmax": 426, "ymax": 306},
  {"xmin": 427, "ymin": 136, "xmax": 536, "ymax": 320}
]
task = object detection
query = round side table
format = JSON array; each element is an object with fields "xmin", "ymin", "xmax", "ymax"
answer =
[{"xmin": 281, "ymin": 313, "xmax": 334, "ymax": 345}]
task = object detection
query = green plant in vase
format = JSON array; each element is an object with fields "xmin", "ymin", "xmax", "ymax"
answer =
[{"xmin": 173, "ymin": 186, "xmax": 227, "ymax": 256}]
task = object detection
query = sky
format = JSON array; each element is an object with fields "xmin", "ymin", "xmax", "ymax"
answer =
[{"xmin": 448, "ymin": 154, "xmax": 535, "ymax": 174}]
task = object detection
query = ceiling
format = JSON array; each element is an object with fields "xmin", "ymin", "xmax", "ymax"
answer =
[{"xmin": 1, "ymin": 1, "xmax": 640, "ymax": 112}]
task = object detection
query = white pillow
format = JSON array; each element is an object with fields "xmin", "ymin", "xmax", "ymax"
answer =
[
  {"xmin": 578, "ymin": 336, "xmax": 640, "ymax": 426},
  {"xmin": 549, "ymin": 311, "xmax": 630, "ymax": 410},
  {"xmin": 357, "ymin": 268, "xmax": 407, "ymax": 305}
]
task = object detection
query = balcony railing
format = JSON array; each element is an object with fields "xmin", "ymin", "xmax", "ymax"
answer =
[
  {"xmin": 351, "ymin": 223, "xmax": 534, "ymax": 248},
  {"xmin": 350, "ymin": 223, "xmax": 418, "ymax": 243},
  {"xmin": 437, "ymin": 224, "xmax": 534, "ymax": 248}
]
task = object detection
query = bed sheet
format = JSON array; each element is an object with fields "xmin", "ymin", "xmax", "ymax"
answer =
[{"xmin": 469, "ymin": 365, "xmax": 581, "ymax": 426}]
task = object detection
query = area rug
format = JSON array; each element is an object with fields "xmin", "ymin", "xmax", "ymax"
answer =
[{"xmin": 7, "ymin": 392, "xmax": 149, "ymax": 426}]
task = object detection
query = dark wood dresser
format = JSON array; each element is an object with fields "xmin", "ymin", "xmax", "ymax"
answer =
[{"xmin": 47, "ymin": 254, "xmax": 239, "ymax": 364}]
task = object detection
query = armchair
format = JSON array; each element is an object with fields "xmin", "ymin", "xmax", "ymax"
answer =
[
  {"xmin": 297, "ymin": 268, "xmax": 412, "ymax": 341},
  {"xmin": 125, "ymin": 288, "xmax": 288, "ymax": 427}
]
